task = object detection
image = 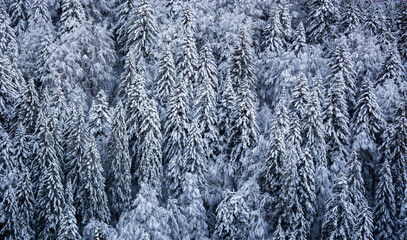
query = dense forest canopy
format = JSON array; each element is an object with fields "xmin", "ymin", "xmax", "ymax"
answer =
[{"xmin": 0, "ymin": 0, "xmax": 406, "ymax": 239}]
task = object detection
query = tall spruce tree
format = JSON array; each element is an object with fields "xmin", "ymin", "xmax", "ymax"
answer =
[
  {"xmin": 374, "ymin": 159, "xmax": 397, "ymax": 240},
  {"xmin": 126, "ymin": 0, "xmax": 158, "ymax": 63},
  {"xmin": 0, "ymin": 186, "xmax": 18, "ymax": 239},
  {"xmin": 228, "ymin": 28, "xmax": 258, "ymax": 181},
  {"xmin": 265, "ymin": 90, "xmax": 289, "ymax": 225},
  {"xmin": 137, "ymin": 99, "xmax": 163, "ymax": 194},
  {"xmin": 114, "ymin": 0, "xmax": 133, "ymax": 54},
  {"xmin": 165, "ymin": 69, "xmax": 190, "ymax": 198},
  {"xmin": 125, "ymin": 72, "xmax": 148, "ymax": 179},
  {"xmin": 307, "ymin": 0, "xmax": 339, "ymax": 43},
  {"xmin": 77, "ymin": 138, "xmax": 110, "ymax": 226},
  {"xmin": 14, "ymin": 167, "xmax": 34, "ymax": 240},
  {"xmin": 340, "ymin": 0, "xmax": 365, "ymax": 35},
  {"xmin": 36, "ymin": 115, "xmax": 65, "ymax": 240},
  {"xmin": 375, "ymin": 46, "xmax": 406, "ymax": 122},
  {"xmin": 276, "ymin": 114, "xmax": 308, "ymax": 238},
  {"xmin": 354, "ymin": 202, "xmax": 374, "ymax": 240},
  {"xmin": 12, "ymin": 79, "xmax": 40, "ymax": 134},
  {"xmin": 57, "ymin": 181, "xmax": 81, "ymax": 240},
  {"xmin": 64, "ymin": 106, "xmax": 89, "ymax": 198},
  {"xmin": 305, "ymin": 81, "xmax": 331, "ymax": 239},
  {"xmin": 88, "ymin": 90, "xmax": 111, "ymax": 153},
  {"xmin": 292, "ymin": 22, "xmax": 306, "ymax": 54},
  {"xmin": 321, "ymin": 173, "xmax": 354, "ymax": 240},
  {"xmin": 177, "ymin": 21, "xmax": 199, "ymax": 100},
  {"xmin": 347, "ymin": 150, "xmax": 368, "ymax": 214},
  {"xmin": 218, "ymin": 72, "xmax": 236, "ymax": 159},
  {"xmin": 107, "ymin": 100, "xmax": 131, "ymax": 222},
  {"xmin": 8, "ymin": 0, "xmax": 28, "ymax": 36},
  {"xmin": 155, "ymin": 46, "xmax": 176, "ymax": 112},
  {"xmin": 329, "ymin": 41, "xmax": 356, "ymax": 111},
  {"xmin": 324, "ymin": 70, "xmax": 350, "ymax": 177},
  {"xmin": 263, "ymin": 10, "xmax": 285, "ymax": 54},
  {"xmin": 196, "ymin": 43, "xmax": 219, "ymax": 163}
]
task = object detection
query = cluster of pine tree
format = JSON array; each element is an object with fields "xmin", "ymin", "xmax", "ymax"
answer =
[{"xmin": 0, "ymin": 0, "xmax": 406, "ymax": 239}]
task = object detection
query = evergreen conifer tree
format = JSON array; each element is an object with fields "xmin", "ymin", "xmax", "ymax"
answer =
[
  {"xmin": 155, "ymin": 46, "xmax": 176, "ymax": 112},
  {"xmin": 88, "ymin": 90, "xmax": 111, "ymax": 152},
  {"xmin": 307, "ymin": 0, "xmax": 339, "ymax": 43},
  {"xmin": 36, "ymin": 117, "xmax": 65, "ymax": 240},
  {"xmin": 228, "ymin": 28, "xmax": 258, "ymax": 181},
  {"xmin": 137, "ymin": 99, "xmax": 163, "ymax": 194},
  {"xmin": 321, "ymin": 173, "xmax": 354, "ymax": 240},
  {"xmin": 165, "ymin": 71, "xmax": 190, "ymax": 198},
  {"xmin": 374, "ymin": 159, "xmax": 397, "ymax": 240},
  {"xmin": 107, "ymin": 100, "xmax": 131, "ymax": 222},
  {"xmin": 375, "ymin": 46, "xmax": 406, "ymax": 121},
  {"xmin": 340, "ymin": 1, "xmax": 365, "ymax": 35},
  {"xmin": 354, "ymin": 202, "xmax": 374, "ymax": 240},
  {"xmin": 196, "ymin": 42, "xmax": 219, "ymax": 162},
  {"xmin": 292, "ymin": 22, "xmax": 306, "ymax": 54},
  {"xmin": 0, "ymin": 186, "xmax": 18, "ymax": 239},
  {"xmin": 126, "ymin": 0, "xmax": 158, "ymax": 63},
  {"xmin": 14, "ymin": 167, "xmax": 34, "ymax": 240},
  {"xmin": 263, "ymin": 10, "xmax": 285, "ymax": 54},
  {"xmin": 8, "ymin": 0, "xmax": 28, "ymax": 36},
  {"xmin": 218, "ymin": 72, "xmax": 236, "ymax": 158},
  {"xmin": 77, "ymin": 138, "xmax": 110, "ymax": 226},
  {"xmin": 265, "ymin": 90, "xmax": 288, "ymax": 221},
  {"xmin": 64, "ymin": 106, "xmax": 89, "ymax": 198},
  {"xmin": 57, "ymin": 181, "xmax": 81, "ymax": 240},
  {"xmin": 114, "ymin": 0, "xmax": 133, "ymax": 54},
  {"xmin": 329, "ymin": 41, "xmax": 356, "ymax": 111},
  {"xmin": 324, "ymin": 70, "xmax": 350, "ymax": 176}
]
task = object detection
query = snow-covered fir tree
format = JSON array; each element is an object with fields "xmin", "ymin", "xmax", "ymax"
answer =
[
  {"xmin": 35, "ymin": 115, "xmax": 65, "ymax": 240},
  {"xmin": 165, "ymin": 67, "xmax": 190, "ymax": 198},
  {"xmin": 374, "ymin": 159, "xmax": 397, "ymax": 240},
  {"xmin": 19, "ymin": 0, "xmax": 53, "ymax": 79},
  {"xmin": 328, "ymin": 41, "xmax": 356, "ymax": 111},
  {"xmin": 265, "ymin": 89, "xmax": 289, "ymax": 226},
  {"xmin": 125, "ymin": 72, "xmax": 148, "ymax": 178},
  {"xmin": 155, "ymin": 46, "xmax": 176, "ymax": 114},
  {"xmin": 340, "ymin": 0, "xmax": 365, "ymax": 36},
  {"xmin": 195, "ymin": 42, "xmax": 219, "ymax": 163},
  {"xmin": 324, "ymin": 69, "xmax": 350, "ymax": 176},
  {"xmin": 126, "ymin": 0, "xmax": 158, "ymax": 63},
  {"xmin": 88, "ymin": 90, "xmax": 110, "ymax": 153},
  {"xmin": 107, "ymin": 100, "xmax": 131, "ymax": 222},
  {"xmin": 352, "ymin": 75, "xmax": 383, "ymax": 197},
  {"xmin": 114, "ymin": 0, "xmax": 133, "ymax": 54},
  {"xmin": 137, "ymin": 99, "xmax": 163, "ymax": 193},
  {"xmin": 347, "ymin": 150, "xmax": 368, "ymax": 214},
  {"xmin": 12, "ymin": 78, "xmax": 39, "ymax": 134},
  {"xmin": 0, "ymin": 186, "xmax": 18, "ymax": 239},
  {"xmin": 177, "ymin": 15, "xmax": 199, "ymax": 100},
  {"xmin": 64, "ymin": 106, "xmax": 89, "ymax": 198},
  {"xmin": 321, "ymin": 172, "xmax": 354, "ymax": 240},
  {"xmin": 276, "ymin": 114, "xmax": 309, "ymax": 238},
  {"xmin": 292, "ymin": 21, "xmax": 306, "ymax": 55},
  {"xmin": 228, "ymin": 28, "xmax": 258, "ymax": 183},
  {"xmin": 77, "ymin": 138, "xmax": 110, "ymax": 226},
  {"xmin": 354, "ymin": 202, "xmax": 374, "ymax": 240},
  {"xmin": 14, "ymin": 166, "xmax": 34, "ymax": 240},
  {"xmin": 116, "ymin": 183, "xmax": 171, "ymax": 239},
  {"xmin": 57, "ymin": 181, "xmax": 81, "ymax": 240},
  {"xmin": 218, "ymin": 72, "xmax": 236, "ymax": 160},
  {"xmin": 307, "ymin": 0, "xmax": 339, "ymax": 43},
  {"xmin": 263, "ymin": 9, "xmax": 285, "ymax": 54},
  {"xmin": 375, "ymin": 46, "xmax": 406, "ymax": 122},
  {"xmin": 179, "ymin": 172, "xmax": 209, "ymax": 240}
]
